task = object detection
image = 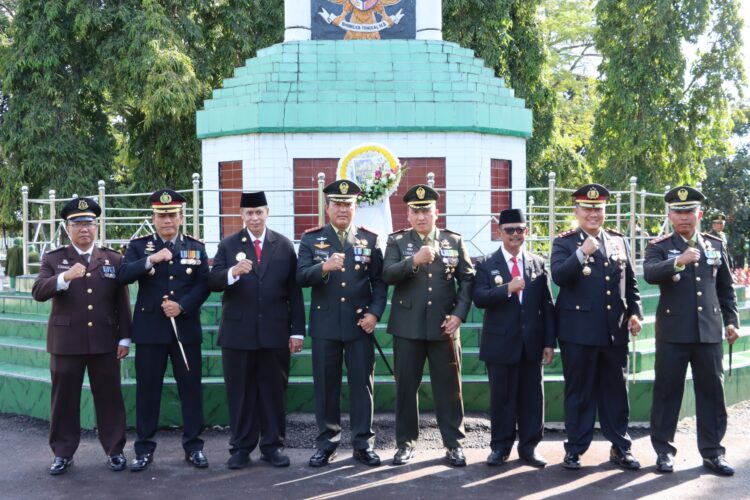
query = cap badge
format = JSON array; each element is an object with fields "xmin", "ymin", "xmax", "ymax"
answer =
[
  {"xmin": 160, "ymin": 192, "xmax": 173, "ymax": 204},
  {"xmin": 587, "ymin": 187, "xmax": 599, "ymax": 200},
  {"xmin": 678, "ymin": 188, "xmax": 688, "ymax": 201},
  {"xmin": 78, "ymin": 199, "xmax": 89, "ymax": 210},
  {"xmin": 340, "ymin": 182, "xmax": 349, "ymax": 195},
  {"xmin": 416, "ymin": 186, "xmax": 426, "ymax": 200}
]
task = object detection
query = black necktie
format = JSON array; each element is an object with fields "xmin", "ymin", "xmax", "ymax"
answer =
[
  {"xmin": 82, "ymin": 253, "xmax": 90, "ymax": 264},
  {"xmin": 166, "ymin": 241, "xmax": 174, "ymax": 251}
]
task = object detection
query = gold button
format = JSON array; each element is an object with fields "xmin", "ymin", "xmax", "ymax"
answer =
[
  {"xmin": 428, "ymin": 273, "xmax": 433, "ymax": 278},
  {"xmin": 341, "ymin": 268, "xmax": 346, "ymax": 272},
  {"xmin": 87, "ymin": 305, "xmax": 93, "ymax": 311},
  {"xmin": 87, "ymin": 322, "xmax": 93, "ymax": 327},
  {"xmin": 604, "ymin": 262, "xmax": 609, "ymax": 267},
  {"xmin": 316, "ymin": 306, "xmax": 320, "ymax": 310},
  {"xmin": 340, "ymin": 297, "xmax": 346, "ymax": 302},
  {"xmin": 169, "ymin": 261, "xmax": 173, "ymax": 265},
  {"xmin": 428, "ymin": 287, "xmax": 432, "ymax": 292},
  {"xmin": 607, "ymin": 305, "xmax": 612, "ymax": 310},
  {"xmin": 341, "ymin": 282, "xmax": 346, "ymax": 287},
  {"xmin": 694, "ymin": 262, "xmax": 699, "ymax": 267},
  {"xmin": 575, "ymin": 305, "xmax": 580, "ymax": 310},
  {"xmin": 427, "ymin": 301, "xmax": 432, "ymax": 305},
  {"xmin": 87, "ymin": 288, "xmax": 92, "ymax": 294},
  {"xmin": 170, "ymin": 290, "xmax": 175, "ymax": 295},
  {"xmin": 697, "ymin": 291, "xmax": 702, "ymax": 296},
  {"xmin": 85, "ymin": 272, "xmax": 91, "ymax": 277},
  {"xmin": 605, "ymin": 276, "xmax": 610, "ymax": 281},
  {"xmin": 696, "ymin": 277, "xmax": 701, "ymax": 282},
  {"xmin": 606, "ymin": 290, "xmax": 611, "ymax": 296},
  {"xmin": 169, "ymin": 276, "xmax": 174, "ymax": 280},
  {"xmin": 698, "ymin": 306, "xmax": 703, "ymax": 312}
]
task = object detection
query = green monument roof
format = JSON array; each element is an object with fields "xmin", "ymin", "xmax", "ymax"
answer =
[{"xmin": 196, "ymin": 40, "xmax": 532, "ymax": 139}]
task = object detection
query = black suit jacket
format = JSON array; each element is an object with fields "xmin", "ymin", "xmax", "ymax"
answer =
[
  {"xmin": 297, "ymin": 224, "xmax": 387, "ymax": 342},
  {"xmin": 117, "ymin": 233, "xmax": 210, "ymax": 345},
  {"xmin": 209, "ymin": 228, "xmax": 305, "ymax": 350},
  {"xmin": 473, "ymin": 248, "xmax": 555, "ymax": 364},
  {"xmin": 551, "ymin": 228, "xmax": 643, "ymax": 346},
  {"xmin": 644, "ymin": 232, "xmax": 738, "ymax": 343}
]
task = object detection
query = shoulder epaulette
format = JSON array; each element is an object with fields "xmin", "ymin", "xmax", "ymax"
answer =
[
  {"xmin": 98, "ymin": 245, "xmax": 119, "ymax": 253},
  {"xmin": 440, "ymin": 228, "xmax": 461, "ymax": 236},
  {"xmin": 357, "ymin": 225, "xmax": 378, "ymax": 235},
  {"xmin": 703, "ymin": 232, "xmax": 723, "ymax": 242},
  {"xmin": 130, "ymin": 234, "xmax": 151, "ymax": 241},
  {"xmin": 389, "ymin": 227, "xmax": 410, "ymax": 236},
  {"xmin": 557, "ymin": 228, "xmax": 577, "ymax": 238},
  {"xmin": 649, "ymin": 233, "xmax": 671, "ymax": 244},
  {"xmin": 605, "ymin": 228, "xmax": 624, "ymax": 236},
  {"xmin": 183, "ymin": 234, "xmax": 204, "ymax": 244},
  {"xmin": 304, "ymin": 225, "xmax": 324, "ymax": 234},
  {"xmin": 46, "ymin": 246, "xmax": 66, "ymax": 254}
]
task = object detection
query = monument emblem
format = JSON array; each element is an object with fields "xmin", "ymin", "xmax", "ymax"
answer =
[{"xmin": 312, "ymin": 0, "xmax": 416, "ymax": 40}]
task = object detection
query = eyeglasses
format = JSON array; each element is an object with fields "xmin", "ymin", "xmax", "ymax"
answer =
[
  {"xmin": 68, "ymin": 222, "xmax": 96, "ymax": 229},
  {"xmin": 502, "ymin": 226, "xmax": 526, "ymax": 235}
]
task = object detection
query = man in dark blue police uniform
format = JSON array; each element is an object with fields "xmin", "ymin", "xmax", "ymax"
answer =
[
  {"xmin": 33, "ymin": 197, "xmax": 132, "ymax": 475},
  {"xmin": 473, "ymin": 208, "xmax": 555, "ymax": 468},
  {"xmin": 117, "ymin": 189, "xmax": 211, "ymax": 471},
  {"xmin": 645, "ymin": 186, "xmax": 740, "ymax": 476},
  {"xmin": 209, "ymin": 191, "xmax": 305, "ymax": 469},
  {"xmin": 297, "ymin": 179, "xmax": 387, "ymax": 467},
  {"xmin": 551, "ymin": 183, "xmax": 643, "ymax": 470}
]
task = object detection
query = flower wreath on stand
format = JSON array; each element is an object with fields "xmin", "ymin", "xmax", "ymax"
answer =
[{"xmin": 357, "ymin": 161, "xmax": 407, "ymax": 206}]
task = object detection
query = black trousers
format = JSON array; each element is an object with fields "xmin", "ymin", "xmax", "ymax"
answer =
[
  {"xmin": 49, "ymin": 352, "xmax": 126, "ymax": 458},
  {"xmin": 650, "ymin": 341, "xmax": 726, "ymax": 458},
  {"xmin": 394, "ymin": 336, "xmax": 465, "ymax": 449},
  {"xmin": 222, "ymin": 347, "xmax": 290, "ymax": 455},
  {"xmin": 311, "ymin": 336, "xmax": 375, "ymax": 451},
  {"xmin": 487, "ymin": 359, "xmax": 544, "ymax": 454},
  {"xmin": 559, "ymin": 341, "xmax": 631, "ymax": 454},
  {"xmin": 134, "ymin": 342, "xmax": 204, "ymax": 455}
]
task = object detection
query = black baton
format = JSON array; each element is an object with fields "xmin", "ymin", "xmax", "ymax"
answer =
[{"xmin": 373, "ymin": 335, "xmax": 395, "ymax": 379}]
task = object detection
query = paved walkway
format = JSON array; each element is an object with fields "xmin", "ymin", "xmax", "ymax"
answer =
[{"xmin": 1, "ymin": 413, "xmax": 747, "ymax": 500}]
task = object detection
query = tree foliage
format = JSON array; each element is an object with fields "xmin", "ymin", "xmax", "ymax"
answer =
[{"xmin": 591, "ymin": 0, "xmax": 746, "ymax": 190}]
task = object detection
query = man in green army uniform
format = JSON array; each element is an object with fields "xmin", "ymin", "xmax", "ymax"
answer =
[
  {"xmin": 383, "ymin": 184, "xmax": 475, "ymax": 467},
  {"xmin": 6, "ymin": 237, "xmax": 24, "ymax": 290}
]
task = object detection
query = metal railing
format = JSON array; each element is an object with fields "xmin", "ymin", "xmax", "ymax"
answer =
[{"xmin": 19, "ymin": 172, "xmax": 674, "ymax": 274}]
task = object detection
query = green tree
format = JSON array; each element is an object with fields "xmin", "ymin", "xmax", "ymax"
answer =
[{"xmin": 591, "ymin": 0, "xmax": 746, "ymax": 190}]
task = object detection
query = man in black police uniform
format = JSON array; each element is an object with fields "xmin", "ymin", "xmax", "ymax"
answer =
[
  {"xmin": 383, "ymin": 185, "xmax": 475, "ymax": 467},
  {"xmin": 117, "ymin": 189, "xmax": 211, "ymax": 471},
  {"xmin": 473, "ymin": 208, "xmax": 555, "ymax": 467},
  {"xmin": 209, "ymin": 191, "xmax": 305, "ymax": 469},
  {"xmin": 33, "ymin": 198, "xmax": 132, "ymax": 475},
  {"xmin": 550, "ymin": 183, "xmax": 643, "ymax": 470},
  {"xmin": 644, "ymin": 186, "xmax": 740, "ymax": 476},
  {"xmin": 297, "ymin": 180, "xmax": 387, "ymax": 467}
]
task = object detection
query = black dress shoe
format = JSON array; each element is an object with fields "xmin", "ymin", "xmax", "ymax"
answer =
[
  {"xmin": 446, "ymin": 447, "xmax": 467, "ymax": 467},
  {"xmin": 703, "ymin": 455, "xmax": 735, "ymax": 476},
  {"xmin": 655, "ymin": 452, "xmax": 674, "ymax": 473},
  {"xmin": 393, "ymin": 447, "xmax": 415, "ymax": 465},
  {"xmin": 107, "ymin": 453, "xmax": 127, "ymax": 471},
  {"xmin": 519, "ymin": 450, "xmax": 548, "ymax": 468},
  {"xmin": 261, "ymin": 448, "xmax": 290, "ymax": 467},
  {"xmin": 562, "ymin": 452, "xmax": 581, "ymax": 470},
  {"xmin": 309, "ymin": 449, "xmax": 337, "ymax": 467},
  {"xmin": 227, "ymin": 453, "xmax": 251, "ymax": 470},
  {"xmin": 130, "ymin": 453, "xmax": 153, "ymax": 472},
  {"xmin": 49, "ymin": 457, "xmax": 73, "ymax": 475},
  {"xmin": 352, "ymin": 448, "xmax": 381, "ymax": 466},
  {"xmin": 486, "ymin": 450, "xmax": 509, "ymax": 466},
  {"xmin": 185, "ymin": 450, "xmax": 209, "ymax": 468},
  {"xmin": 610, "ymin": 446, "xmax": 641, "ymax": 470}
]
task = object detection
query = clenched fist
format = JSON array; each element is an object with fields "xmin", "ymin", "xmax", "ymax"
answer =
[
  {"xmin": 675, "ymin": 248, "xmax": 701, "ymax": 267},
  {"xmin": 412, "ymin": 245, "xmax": 437, "ymax": 266},
  {"xmin": 63, "ymin": 263, "xmax": 87, "ymax": 282},
  {"xmin": 322, "ymin": 252, "xmax": 346, "ymax": 273},
  {"xmin": 507, "ymin": 276, "xmax": 525, "ymax": 294},
  {"xmin": 580, "ymin": 236, "xmax": 600, "ymax": 256},
  {"xmin": 148, "ymin": 248, "xmax": 173, "ymax": 265},
  {"xmin": 231, "ymin": 259, "xmax": 253, "ymax": 277}
]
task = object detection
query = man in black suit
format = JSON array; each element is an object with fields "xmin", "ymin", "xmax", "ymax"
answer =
[
  {"xmin": 209, "ymin": 191, "xmax": 305, "ymax": 469},
  {"xmin": 473, "ymin": 209, "xmax": 555, "ymax": 468},
  {"xmin": 551, "ymin": 183, "xmax": 643, "ymax": 470},
  {"xmin": 32, "ymin": 198, "xmax": 131, "ymax": 475},
  {"xmin": 297, "ymin": 180, "xmax": 387, "ymax": 467},
  {"xmin": 644, "ymin": 186, "xmax": 740, "ymax": 476},
  {"xmin": 117, "ymin": 189, "xmax": 211, "ymax": 471}
]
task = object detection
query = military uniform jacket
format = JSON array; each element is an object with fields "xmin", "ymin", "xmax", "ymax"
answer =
[
  {"xmin": 643, "ymin": 232, "xmax": 738, "ymax": 343},
  {"xmin": 209, "ymin": 228, "xmax": 305, "ymax": 350},
  {"xmin": 32, "ymin": 245, "xmax": 132, "ymax": 355},
  {"xmin": 383, "ymin": 228, "xmax": 475, "ymax": 341},
  {"xmin": 551, "ymin": 228, "xmax": 643, "ymax": 346},
  {"xmin": 117, "ymin": 234, "xmax": 210, "ymax": 345},
  {"xmin": 296, "ymin": 224, "xmax": 387, "ymax": 342},
  {"xmin": 473, "ymin": 249, "xmax": 555, "ymax": 364}
]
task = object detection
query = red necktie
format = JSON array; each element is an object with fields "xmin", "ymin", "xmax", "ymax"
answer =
[
  {"xmin": 254, "ymin": 239, "xmax": 262, "ymax": 263},
  {"xmin": 511, "ymin": 256, "xmax": 521, "ymax": 299}
]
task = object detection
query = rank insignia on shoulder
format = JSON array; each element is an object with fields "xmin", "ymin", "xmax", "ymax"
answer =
[
  {"xmin": 605, "ymin": 228, "xmax": 624, "ymax": 236},
  {"xmin": 358, "ymin": 226, "xmax": 378, "ymax": 236},
  {"xmin": 304, "ymin": 225, "xmax": 324, "ymax": 234},
  {"xmin": 557, "ymin": 228, "xmax": 577, "ymax": 238},
  {"xmin": 703, "ymin": 232, "xmax": 722, "ymax": 243},
  {"xmin": 649, "ymin": 233, "xmax": 671, "ymax": 244}
]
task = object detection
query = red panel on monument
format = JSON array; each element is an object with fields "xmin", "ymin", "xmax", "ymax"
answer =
[
  {"xmin": 490, "ymin": 159, "xmax": 512, "ymax": 241},
  {"xmin": 293, "ymin": 157, "xmax": 447, "ymax": 240},
  {"xmin": 218, "ymin": 160, "xmax": 244, "ymax": 239}
]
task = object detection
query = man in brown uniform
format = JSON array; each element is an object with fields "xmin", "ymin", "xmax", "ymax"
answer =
[{"xmin": 32, "ymin": 197, "xmax": 132, "ymax": 475}]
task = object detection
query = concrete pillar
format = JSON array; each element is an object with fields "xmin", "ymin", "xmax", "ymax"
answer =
[
  {"xmin": 285, "ymin": 0, "xmax": 312, "ymax": 42},
  {"xmin": 416, "ymin": 0, "xmax": 442, "ymax": 40}
]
